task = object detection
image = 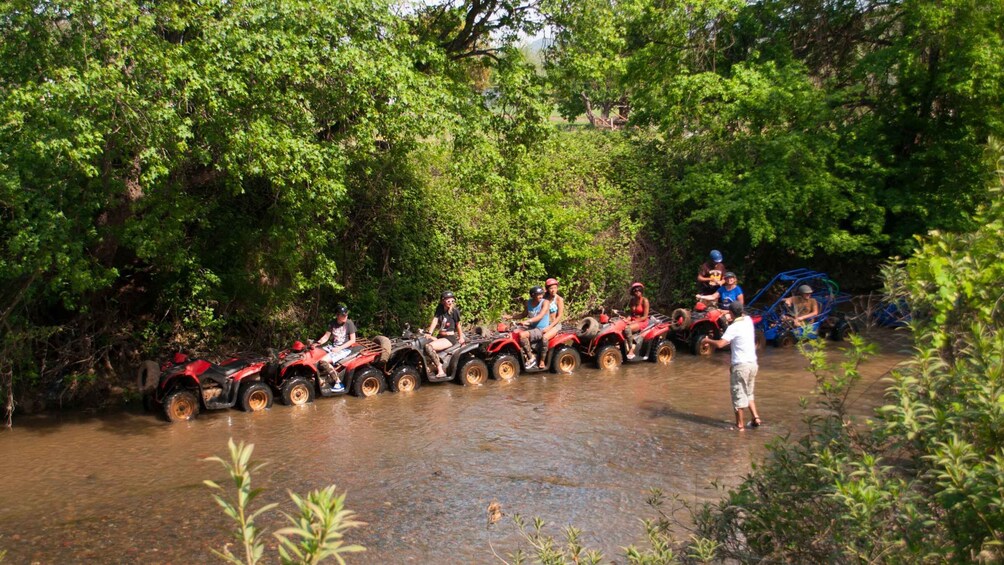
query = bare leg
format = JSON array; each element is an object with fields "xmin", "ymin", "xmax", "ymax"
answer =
[
  {"xmin": 748, "ymin": 400, "xmax": 761, "ymax": 426},
  {"xmin": 735, "ymin": 408, "xmax": 746, "ymax": 430}
]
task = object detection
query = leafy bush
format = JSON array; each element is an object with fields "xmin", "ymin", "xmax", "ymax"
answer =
[{"xmin": 204, "ymin": 438, "xmax": 364, "ymax": 565}]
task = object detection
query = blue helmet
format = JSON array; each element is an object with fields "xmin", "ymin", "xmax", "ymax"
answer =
[{"xmin": 710, "ymin": 250, "xmax": 723, "ymax": 263}]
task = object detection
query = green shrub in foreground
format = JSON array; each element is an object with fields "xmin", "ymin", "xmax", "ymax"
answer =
[{"xmin": 205, "ymin": 439, "xmax": 364, "ymax": 565}]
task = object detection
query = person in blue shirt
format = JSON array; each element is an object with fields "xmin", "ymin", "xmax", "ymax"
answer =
[
  {"xmin": 696, "ymin": 271, "xmax": 744, "ymax": 310},
  {"xmin": 505, "ymin": 286, "xmax": 551, "ymax": 369}
]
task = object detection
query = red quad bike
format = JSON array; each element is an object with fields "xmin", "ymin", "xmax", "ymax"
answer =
[
  {"xmin": 382, "ymin": 325, "xmax": 491, "ymax": 387},
  {"xmin": 137, "ymin": 353, "xmax": 272, "ymax": 423},
  {"xmin": 261, "ymin": 337, "xmax": 392, "ymax": 406},
  {"xmin": 576, "ymin": 310, "xmax": 677, "ymax": 370},
  {"xmin": 481, "ymin": 321, "xmax": 583, "ymax": 381},
  {"xmin": 667, "ymin": 305, "xmax": 765, "ymax": 356}
]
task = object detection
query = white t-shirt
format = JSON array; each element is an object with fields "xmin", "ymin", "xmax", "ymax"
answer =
[{"xmin": 720, "ymin": 315, "xmax": 757, "ymax": 365}]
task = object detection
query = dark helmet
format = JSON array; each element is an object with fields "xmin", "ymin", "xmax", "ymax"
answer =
[
  {"xmin": 797, "ymin": 284, "xmax": 813, "ymax": 295},
  {"xmin": 441, "ymin": 290, "xmax": 455, "ymax": 301},
  {"xmin": 710, "ymin": 250, "xmax": 723, "ymax": 262},
  {"xmin": 729, "ymin": 301, "xmax": 744, "ymax": 317},
  {"xmin": 530, "ymin": 285, "xmax": 544, "ymax": 297},
  {"xmin": 292, "ymin": 341, "xmax": 306, "ymax": 352},
  {"xmin": 334, "ymin": 304, "xmax": 349, "ymax": 315},
  {"xmin": 630, "ymin": 281, "xmax": 644, "ymax": 292}
]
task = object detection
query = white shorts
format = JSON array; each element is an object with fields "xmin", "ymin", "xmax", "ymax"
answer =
[{"xmin": 324, "ymin": 347, "xmax": 351, "ymax": 365}]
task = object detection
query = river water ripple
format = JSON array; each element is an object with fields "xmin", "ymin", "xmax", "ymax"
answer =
[{"xmin": 0, "ymin": 331, "xmax": 911, "ymax": 563}]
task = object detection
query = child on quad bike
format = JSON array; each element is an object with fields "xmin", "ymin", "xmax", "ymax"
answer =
[
  {"xmin": 505, "ymin": 286, "xmax": 551, "ymax": 369},
  {"xmin": 427, "ymin": 291, "xmax": 466, "ymax": 378},
  {"xmin": 316, "ymin": 304, "xmax": 356, "ymax": 392}
]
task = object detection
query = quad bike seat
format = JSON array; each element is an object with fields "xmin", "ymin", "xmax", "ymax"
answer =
[{"xmin": 200, "ymin": 359, "xmax": 256, "ymax": 386}]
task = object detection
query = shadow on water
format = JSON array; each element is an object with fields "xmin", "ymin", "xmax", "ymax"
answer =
[{"xmin": 638, "ymin": 399, "xmax": 734, "ymax": 429}]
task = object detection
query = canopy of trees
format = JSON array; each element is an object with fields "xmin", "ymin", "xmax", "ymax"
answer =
[{"xmin": 1, "ymin": 0, "xmax": 1001, "ymax": 421}]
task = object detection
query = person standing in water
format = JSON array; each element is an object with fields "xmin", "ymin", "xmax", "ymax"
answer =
[{"xmin": 703, "ymin": 301, "xmax": 762, "ymax": 431}]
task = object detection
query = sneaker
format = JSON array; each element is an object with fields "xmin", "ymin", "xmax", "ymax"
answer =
[
  {"xmin": 525, "ymin": 356, "xmax": 537, "ymax": 369},
  {"xmin": 331, "ymin": 382, "xmax": 345, "ymax": 392},
  {"xmin": 626, "ymin": 351, "xmax": 636, "ymax": 360}
]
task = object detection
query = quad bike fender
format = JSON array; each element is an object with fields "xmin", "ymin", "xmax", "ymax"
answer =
[
  {"xmin": 157, "ymin": 374, "xmax": 200, "ymax": 400},
  {"xmin": 642, "ymin": 323, "xmax": 670, "ymax": 341},
  {"xmin": 486, "ymin": 336, "xmax": 519, "ymax": 354},
  {"xmin": 446, "ymin": 344, "xmax": 483, "ymax": 374},
  {"xmin": 548, "ymin": 333, "xmax": 579, "ymax": 348},
  {"xmin": 182, "ymin": 359, "xmax": 211, "ymax": 376},
  {"xmin": 343, "ymin": 351, "xmax": 380, "ymax": 371},
  {"xmin": 279, "ymin": 359, "xmax": 319, "ymax": 381},
  {"xmin": 232, "ymin": 362, "xmax": 267, "ymax": 382}
]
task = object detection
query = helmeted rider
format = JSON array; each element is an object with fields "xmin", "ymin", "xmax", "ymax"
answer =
[
  {"xmin": 316, "ymin": 304, "xmax": 355, "ymax": 392},
  {"xmin": 783, "ymin": 284, "xmax": 819, "ymax": 326},
  {"xmin": 697, "ymin": 250, "xmax": 726, "ymax": 294},
  {"xmin": 506, "ymin": 285, "xmax": 551, "ymax": 369},
  {"xmin": 696, "ymin": 271, "xmax": 744, "ymax": 310},
  {"xmin": 426, "ymin": 291, "xmax": 466, "ymax": 378}
]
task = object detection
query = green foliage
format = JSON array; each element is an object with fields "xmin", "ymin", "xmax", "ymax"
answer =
[
  {"xmin": 491, "ymin": 490, "xmax": 723, "ymax": 564},
  {"xmin": 693, "ymin": 157, "xmax": 1004, "ymax": 562},
  {"xmin": 204, "ymin": 439, "xmax": 278, "ymax": 565},
  {"xmin": 205, "ymin": 439, "xmax": 364, "ymax": 565},
  {"xmin": 274, "ymin": 487, "xmax": 365, "ymax": 565}
]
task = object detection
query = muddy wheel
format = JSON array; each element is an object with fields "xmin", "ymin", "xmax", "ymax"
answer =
[
  {"xmin": 578, "ymin": 317, "xmax": 600, "ymax": 340},
  {"xmin": 163, "ymin": 390, "xmax": 199, "ymax": 422},
  {"xmin": 352, "ymin": 367, "xmax": 386, "ymax": 397},
  {"xmin": 754, "ymin": 329, "xmax": 766, "ymax": 350},
  {"xmin": 552, "ymin": 347, "xmax": 580, "ymax": 374},
  {"xmin": 239, "ymin": 382, "xmax": 273, "ymax": 412},
  {"xmin": 458, "ymin": 357, "xmax": 489, "ymax": 386},
  {"xmin": 389, "ymin": 365, "xmax": 421, "ymax": 392},
  {"xmin": 136, "ymin": 360, "xmax": 161, "ymax": 393},
  {"xmin": 281, "ymin": 377, "xmax": 315, "ymax": 406},
  {"xmin": 830, "ymin": 320, "xmax": 855, "ymax": 341},
  {"xmin": 670, "ymin": 308, "xmax": 691, "ymax": 331},
  {"xmin": 651, "ymin": 339, "xmax": 676, "ymax": 365},
  {"xmin": 691, "ymin": 331, "xmax": 714, "ymax": 356},
  {"xmin": 490, "ymin": 354, "xmax": 520, "ymax": 381},
  {"xmin": 777, "ymin": 331, "xmax": 797, "ymax": 348},
  {"xmin": 595, "ymin": 344, "xmax": 622, "ymax": 370},
  {"xmin": 373, "ymin": 336, "xmax": 392, "ymax": 362}
]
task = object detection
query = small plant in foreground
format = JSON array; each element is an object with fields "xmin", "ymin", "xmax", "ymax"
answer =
[{"xmin": 205, "ymin": 438, "xmax": 364, "ymax": 564}]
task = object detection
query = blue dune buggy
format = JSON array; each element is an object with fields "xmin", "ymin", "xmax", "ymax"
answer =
[{"xmin": 745, "ymin": 269, "xmax": 853, "ymax": 346}]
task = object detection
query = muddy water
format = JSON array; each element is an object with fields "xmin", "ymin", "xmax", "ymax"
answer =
[{"xmin": 0, "ymin": 332, "xmax": 912, "ymax": 563}]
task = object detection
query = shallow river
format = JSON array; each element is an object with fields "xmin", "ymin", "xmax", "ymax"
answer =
[{"xmin": 0, "ymin": 332, "xmax": 911, "ymax": 563}]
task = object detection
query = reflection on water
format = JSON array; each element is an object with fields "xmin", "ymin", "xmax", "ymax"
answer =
[{"xmin": 0, "ymin": 332, "xmax": 911, "ymax": 563}]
